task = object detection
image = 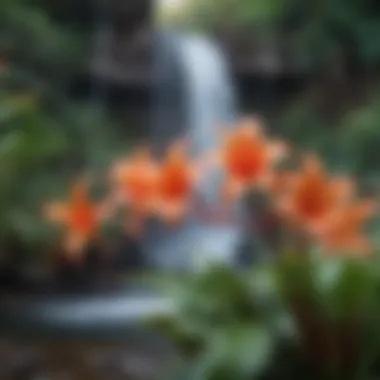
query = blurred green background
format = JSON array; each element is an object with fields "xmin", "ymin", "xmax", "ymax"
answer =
[
  {"xmin": 1, "ymin": 0, "xmax": 380, "ymax": 262},
  {"xmin": 0, "ymin": 0, "xmax": 148, "ymax": 263}
]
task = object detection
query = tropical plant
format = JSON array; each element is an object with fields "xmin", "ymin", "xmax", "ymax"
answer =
[{"xmin": 148, "ymin": 254, "xmax": 380, "ymax": 379}]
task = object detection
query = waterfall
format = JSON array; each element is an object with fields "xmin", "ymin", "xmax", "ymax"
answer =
[{"xmin": 146, "ymin": 31, "xmax": 248, "ymax": 270}]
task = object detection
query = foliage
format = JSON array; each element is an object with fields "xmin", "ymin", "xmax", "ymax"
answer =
[
  {"xmin": 0, "ymin": 0, "xmax": 136, "ymax": 258},
  {"xmin": 0, "ymin": 0, "xmax": 89, "ymax": 87},
  {"xmin": 148, "ymin": 266, "xmax": 279, "ymax": 380},
  {"xmin": 157, "ymin": 0, "xmax": 288, "ymax": 31},
  {"xmin": 0, "ymin": 91, "xmax": 68, "ymax": 248},
  {"xmin": 278, "ymin": 90, "xmax": 380, "ymax": 186},
  {"xmin": 164, "ymin": 0, "xmax": 380, "ymax": 69},
  {"xmin": 339, "ymin": 93, "xmax": 380, "ymax": 178},
  {"xmin": 148, "ymin": 254, "xmax": 380, "ymax": 380}
]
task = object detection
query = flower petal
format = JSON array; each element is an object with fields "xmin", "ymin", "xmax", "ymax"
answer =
[
  {"xmin": 96, "ymin": 196, "xmax": 119, "ymax": 221},
  {"xmin": 307, "ymin": 211, "xmax": 343, "ymax": 237},
  {"xmin": 348, "ymin": 200, "xmax": 378, "ymax": 223},
  {"xmin": 260, "ymin": 170, "xmax": 297, "ymax": 195},
  {"xmin": 155, "ymin": 201, "xmax": 187, "ymax": 226},
  {"xmin": 330, "ymin": 177, "xmax": 356, "ymax": 204},
  {"xmin": 322, "ymin": 234, "xmax": 373, "ymax": 257},
  {"xmin": 268, "ymin": 140, "xmax": 289, "ymax": 162},
  {"xmin": 63, "ymin": 233, "xmax": 88, "ymax": 263},
  {"xmin": 303, "ymin": 154, "xmax": 324, "ymax": 175},
  {"xmin": 237, "ymin": 116, "xmax": 264, "ymax": 135},
  {"xmin": 189, "ymin": 163, "xmax": 205, "ymax": 185},
  {"xmin": 43, "ymin": 202, "xmax": 69, "ymax": 223},
  {"xmin": 110, "ymin": 158, "xmax": 130, "ymax": 184}
]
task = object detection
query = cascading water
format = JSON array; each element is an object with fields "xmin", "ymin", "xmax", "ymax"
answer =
[{"xmin": 146, "ymin": 31, "xmax": 248, "ymax": 270}]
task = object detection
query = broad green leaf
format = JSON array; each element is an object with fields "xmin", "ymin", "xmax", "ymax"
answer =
[{"xmin": 205, "ymin": 324, "xmax": 274, "ymax": 378}]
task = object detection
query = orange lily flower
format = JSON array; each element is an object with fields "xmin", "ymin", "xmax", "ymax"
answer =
[
  {"xmin": 217, "ymin": 117, "xmax": 288, "ymax": 201},
  {"xmin": 110, "ymin": 147, "xmax": 162, "ymax": 237},
  {"xmin": 110, "ymin": 147, "xmax": 160, "ymax": 216},
  {"xmin": 316, "ymin": 201, "xmax": 377, "ymax": 256},
  {"xmin": 43, "ymin": 180, "xmax": 104, "ymax": 261},
  {"xmin": 276, "ymin": 155, "xmax": 356, "ymax": 235},
  {"xmin": 155, "ymin": 140, "xmax": 200, "ymax": 225}
]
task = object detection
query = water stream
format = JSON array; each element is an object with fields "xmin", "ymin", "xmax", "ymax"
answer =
[{"xmin": 146, "ymin": 31, "xmax": 247, "ymax": 270}]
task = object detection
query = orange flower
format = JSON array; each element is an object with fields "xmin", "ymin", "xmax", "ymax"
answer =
[
  {"xmin": 276, "ymin": 155, "xmax": 355, "ymax": 235},
  {"xmin": 111, "ymin": 147, "xmax": 160, "ymax": 216},
  {"xmin": 218, "ymin": 118, "xmax": 288, "ymax": 201},
  {"xmin": 155, "ymin": 140, "xmax": 200, "ymax": 225},
  {"xmin": 316, "ymin": 201, "xmax": 377, "ymax": 256},
  {"xmin": 43, "ymin": 180, "xmax": 104, "ymax": 261}
]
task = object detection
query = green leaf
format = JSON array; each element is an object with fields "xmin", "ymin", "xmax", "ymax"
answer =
[
  {"xmin": 330, "ymin": 259, "xmax": 376, "ymax": 318},
  {"xmin": 279, "ymin": 254, "xmax": 377, "ymax": 322},
  {"xmin": 160, "ymin": 265, "xmax": 256, "ymax": 326},
  {"xmin": 355, "ymin": 19, "xmax": 380, "ymax": 65},
  {"xmin": 147, "ymin": 315, "xmax": 204, "ymax": 357},
  {"xmin": 205, "ymin": 324, "xmax": 274, "ymax": 378},
  {"xmin": 248, "ymin": 263, "xmax": 283, "ymax": 317},
  {"xmin": 276, "ymin": 252, "xmax": 317, "ymax": 301}
]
